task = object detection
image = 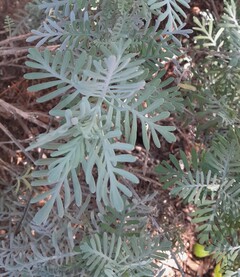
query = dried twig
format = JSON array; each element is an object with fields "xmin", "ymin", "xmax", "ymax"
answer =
[
  {"xmin": 0, "ymin": 45, "xmax": 60, "ymax": 57},
  {"xmin": 151, "ymin": 217, "xmax": 186, "ymax": 277},
  {"xmin": 0, "ymin": 46, "xmax": 31, "ymax": 56},
  {"xmin": 0, "ymin": 158, "xmax": 20, "ymax": 177},
  {"xmin": 0, "ymin": 99, "xmax": 49, "ymax": 129},
  {"xmin": 13, "ymin": 116, "xmax": 54, "ymax": 235},
  {"xmin": 0, "ymin": 138, "xmax": 32, "ymax": 145},
  {"xmin": 0, "ymin": 33, "xmax": 31, "ymax": 47},
  {"xmin": 143, "ymin": 132, "xmax": 151, "ymax": 176},
  {"xmin": 210, "ymin": 0, "xmax": 220, "ymax": 22},
  {"xmin": 17, "ymin": 117, "xmax": 32, "ymax": 137},
  {"xmin": 14, "ymin": 190, "xmax": 34, "ymax": 236},
  {"xmin": 0, "ymin": 63, "xmax": 29, "ymax": 69},
  {"xmin": 0, "ymin": 122, "xmax": 35, "ymax": 164},
  {"xmin": 129, "ymin": 168, "xmax": 162, "ymax": 187}
]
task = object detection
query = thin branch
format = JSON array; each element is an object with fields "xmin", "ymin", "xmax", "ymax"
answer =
[
  {"xmin": 210, "ymin": 0, "xmax": 220, "ymax": 22},
  {"xmin": 143, "ymin": 132, "xmax": 151, "ymax": 176},
  {"xmin": 13, "ymin": 117, "xmax": 53, "ymax": 234},
  {"xmin": 0, "ymin": 138, "xmax": 33, "ymax": 145},
  {"xmin": 0, "ymin": 122, "xmax": 35, "ymax": 164},
  {"xmin": 0, "ymin": 45, "xmax": 60, "ymax": 57},
  {"xmin": 0, "ymin": 33, "xmax": 30, "ymax": 47},
  {"xmin": 129, "ymin": 168, "xmax": 163, "ymax": 187},
  {"xmin": 14, "ymin": 190, "xmax": 34, "ymax": 236},
  {"xmin": 0, "ymin": 46, "xmax": 31, "ymax": 56},
  {"xmin": 151, "ymin": 217, "xmax": 186, "ymax": 277},
  {"xmin": 0, "ymin": 63, "xmax": 29, "ymax": 69},
  {"xmin": 0, "ymin": 158, "xmax": 20, "ymax": 176},
  {"xmin": 0, "ymin": 99, "xmax": 49, "ymax": 129}
]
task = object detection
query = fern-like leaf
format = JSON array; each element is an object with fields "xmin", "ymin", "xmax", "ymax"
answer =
[{"xmin": 148, "ymin": 0, "xmax": 192, "ymax": 44}]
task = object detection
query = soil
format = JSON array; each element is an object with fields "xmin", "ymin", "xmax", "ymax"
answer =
[{"xmin": 0, "ymin": 1, "xmax": 225, "ymax": 276}]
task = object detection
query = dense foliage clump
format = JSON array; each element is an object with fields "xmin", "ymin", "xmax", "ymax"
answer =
[{"xmin": 0, "ymin": 0, "xmax": 239, "ymax": 276}]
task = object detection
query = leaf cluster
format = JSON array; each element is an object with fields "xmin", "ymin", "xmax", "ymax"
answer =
[
  {"xmin": 0, "ymin": 192, "xmax": 171, "ymax": 276},
  {"xmin": 1, "ymin": 0, "xmax": 191, "ymax": 276},
  {"xmin": 156, "ymin": 128, "xmax": 240, "ymax": 273},
  {"xmin": 184, "ymin": 0, "xmax": 240, "ymax": 134},
  {"xmin": 156, "ymin": 4, "xmax": 240, "ymax": 273},
  {"xmin": 23, "ymin": 0, "xmax": 189, "ymax": 224}
]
